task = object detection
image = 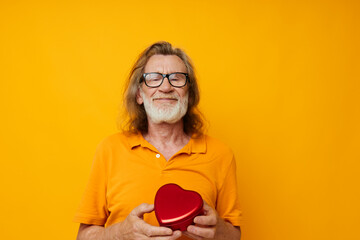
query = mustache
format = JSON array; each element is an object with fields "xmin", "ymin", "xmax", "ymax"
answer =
[{"xmin": 151, "ymin": 94, "xmax": 179, "ymax": 100}]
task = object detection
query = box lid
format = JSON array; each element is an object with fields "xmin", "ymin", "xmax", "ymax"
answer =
[{"xmin": 154, "ymin": 183, "xmax": 203, "ymax": 226}]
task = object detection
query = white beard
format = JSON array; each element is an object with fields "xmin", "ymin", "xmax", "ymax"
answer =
[{"xmin": 140, "ymin": 89, "xmax": 189, "ymax": 124}]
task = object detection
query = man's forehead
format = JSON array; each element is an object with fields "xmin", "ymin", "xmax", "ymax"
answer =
[{"xmin": 144, "ymin": 54, "xmax": 187, "ymax": 73}]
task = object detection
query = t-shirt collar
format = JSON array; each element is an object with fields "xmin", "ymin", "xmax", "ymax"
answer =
[{"xmin": 127, "ymin": 132, "xmax": 207, "ymax": 154}]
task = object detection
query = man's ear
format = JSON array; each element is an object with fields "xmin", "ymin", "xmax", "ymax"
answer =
[{"xmin": 136, "ymin": 87, "xmax": 144, "ymax": 105}]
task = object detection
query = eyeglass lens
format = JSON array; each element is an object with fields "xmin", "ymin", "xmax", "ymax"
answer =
[{"xmin": 144, "ymin": 73, "xmax": 187, "ymax": 87}]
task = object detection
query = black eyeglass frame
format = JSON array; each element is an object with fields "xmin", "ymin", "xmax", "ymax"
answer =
[{"xmin": 140, "ymin": 72, "xmax": 189, "ymax": 88}]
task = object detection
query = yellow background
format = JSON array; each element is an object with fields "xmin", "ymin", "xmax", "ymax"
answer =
[{"xmin": 1, "ymin": 0, "xmax": 359, "ymax": 239}]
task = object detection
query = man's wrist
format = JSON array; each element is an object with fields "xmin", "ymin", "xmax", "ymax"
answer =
[{"xmin": 103, "ymin": 222, "xmax": 123, "ymax": 240}]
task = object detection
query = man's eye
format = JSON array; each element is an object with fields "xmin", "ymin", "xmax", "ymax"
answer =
[
  {"xmin": 147, "ymin": 75, "xmax": 162, "ymax": 81},
  {"xmin": 171, "ymin": 74, "xmax": 186, "ymax": 80}
]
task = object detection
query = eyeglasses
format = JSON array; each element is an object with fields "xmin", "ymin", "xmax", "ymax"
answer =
[{"xmin": 141, "ymin": 72, "xmax": 189, "ymax": 88}]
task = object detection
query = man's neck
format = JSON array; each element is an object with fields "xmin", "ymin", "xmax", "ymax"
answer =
[
  {"xmin": 142, "ymin": 119, "xmax": 191, "ymax": 161},
  {"xmin": 144, "ymin": 119, "xmax": 189, "ymax": 146}
]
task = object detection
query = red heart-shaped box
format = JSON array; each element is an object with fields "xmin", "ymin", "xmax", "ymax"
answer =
[{"xmin": 154, "ymin": 183, "xmax": 204, "ymax": 231}]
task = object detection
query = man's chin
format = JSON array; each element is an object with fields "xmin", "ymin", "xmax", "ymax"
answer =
[
  {"xmin": 148, "ymin": 111, "xmax": 183, "ymax": 124},
  {"xmin": 152, "ymin": 105, "xmax": 178, "ymax": 114}
]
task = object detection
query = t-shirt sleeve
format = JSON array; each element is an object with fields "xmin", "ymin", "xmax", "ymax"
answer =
[
  {"xmin": 216, "ymin": 154, "xmax": 243, "ymax": 228},
  {"xmin": 73, "ymin": 141, "xmax": 109, "ymax": 226}
]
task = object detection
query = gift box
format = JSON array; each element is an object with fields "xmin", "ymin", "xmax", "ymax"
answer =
[{"xmin": 154, "ymin": 183, "xmax": 204, "ymax": 231}]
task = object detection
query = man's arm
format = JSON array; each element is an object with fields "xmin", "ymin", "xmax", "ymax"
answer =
[
  {"xmin": 76, "ymin": 203, "xmax": 182, "ymax": 240},
  {"xmin": 184, "ymin": 202, "xmax": 241, "ymax": 240}
]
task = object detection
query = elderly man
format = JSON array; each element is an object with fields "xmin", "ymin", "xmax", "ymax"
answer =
[{"xmin": 74, "ymin": 42, "xmax": 242, "ymax": 240}]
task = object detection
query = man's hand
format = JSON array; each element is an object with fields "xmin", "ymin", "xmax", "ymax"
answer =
[
  {"xmin": 183, "ymin": 202, "xmax": 240, "ymax": 240},
  {"xmin": 117, "ymin": 203, "xmax": 182, "ymax": 239},
  {"xmin": 77, "ymin": 203, "xmax": 182, "ymax": 240}
]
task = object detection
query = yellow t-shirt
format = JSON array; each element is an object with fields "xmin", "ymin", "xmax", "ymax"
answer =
[{"xmin": 74, "ymin": 132, "xmax": 242, "ymax": 231}]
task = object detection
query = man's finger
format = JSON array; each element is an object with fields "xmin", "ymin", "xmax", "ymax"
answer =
[
  {"xmin": 194, "ymin": 202, "xmax": 217, "ymax": 226},
  {"xmin": 187, "ymin": 225, "xmax": 216, "ymax": 239},
  {"xmin": 194, "ymin": 215, "xmax": 217, "ymax": 226},
  {"xmin": 141, "ymin": 222, "xmax": 173, "ymax": 237},
  {"xmin": 131, "ymin": 203, "xmax": 154, "ymax": 218},
  {"xmin": 151, "ymin": 230, "xmax": 182, "ymax": 240},
  {"xmin": 202, "ymin": 201, "xmax": 214, "ymax": 214}
]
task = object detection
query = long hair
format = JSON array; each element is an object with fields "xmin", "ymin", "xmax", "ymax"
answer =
[{"xmin": 118, "ymin": 41, "xmax": 205, "ymax": 136}]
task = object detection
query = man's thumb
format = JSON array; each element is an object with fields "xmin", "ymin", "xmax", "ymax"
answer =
[{"xmin": 131, "ymin": 203, "xmax": 154, "ymax": 218}]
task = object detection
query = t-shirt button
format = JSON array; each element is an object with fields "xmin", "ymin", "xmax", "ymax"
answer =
[{"xmin": 156, "ymin": 154, "xmax": 161, "ymax": 158}]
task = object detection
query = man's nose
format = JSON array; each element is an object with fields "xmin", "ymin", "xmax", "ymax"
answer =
[{"xmin": 158, "ymin": 77, "xmax": 173, "ymax": 92}]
